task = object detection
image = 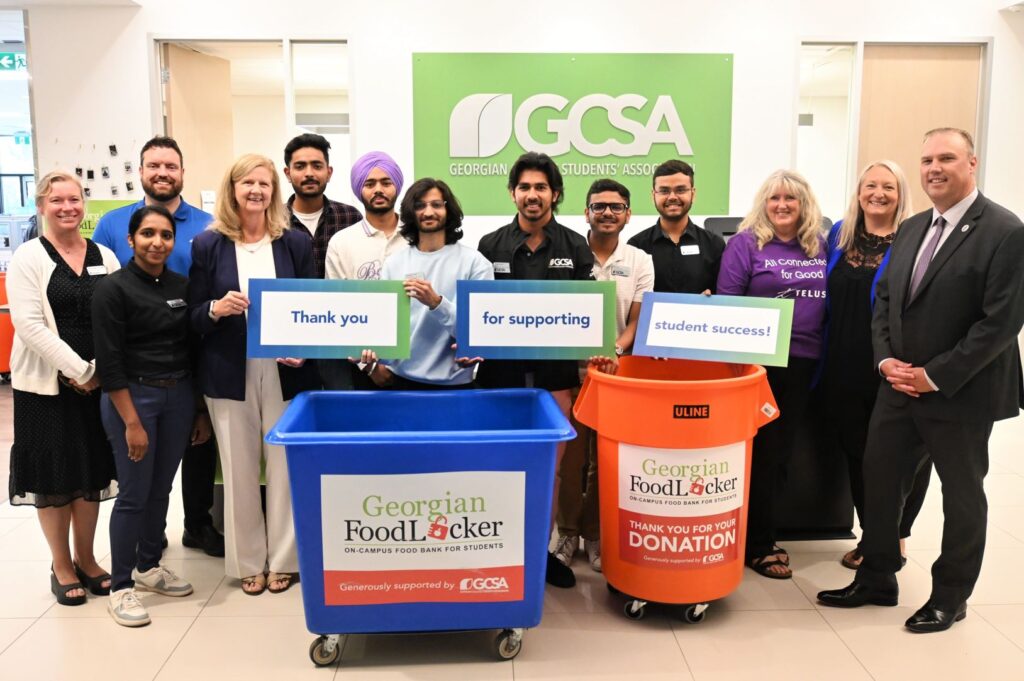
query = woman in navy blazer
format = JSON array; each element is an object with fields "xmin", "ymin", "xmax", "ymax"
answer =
[
  {"xmin": 188, "ymin": 154, "xmax": 317, "ymax": 596},
  {"xmin": 823, "ymin": 160, "xmax": 929, "ymax": 570}
]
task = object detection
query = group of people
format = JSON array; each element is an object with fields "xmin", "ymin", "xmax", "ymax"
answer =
[{"xmin": 7, "ymin": 126, "xmax": 1023, "ymax": 635}]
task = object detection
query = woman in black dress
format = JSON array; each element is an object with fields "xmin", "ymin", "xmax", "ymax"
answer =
[
  {"xmin": 824, "ymin": 160, "xmax": 931, "ymax": 569},
  {"xmin": 7, "ymin": 171, "xmax": 121, "ymax": 605}
]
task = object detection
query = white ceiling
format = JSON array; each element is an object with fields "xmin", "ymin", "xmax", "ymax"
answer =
[
  {"xmin": 176, "ymin": 40, "xmax": 348, "ymax": 97},
  {"xmin": 800, "ymin": 44, "xmax": 854, "ymax": 99}
]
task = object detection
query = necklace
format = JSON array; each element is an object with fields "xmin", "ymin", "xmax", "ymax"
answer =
[{"xmin": 240, "ymin": 234, "xmax": 269, "ymax": 253}]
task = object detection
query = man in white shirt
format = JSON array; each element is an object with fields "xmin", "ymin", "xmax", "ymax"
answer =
[
  {"xmin": 324, "ymin": 151, "xmax": 407, "ymax": 280},
  {"xmin": 553, "ymin": 179, "xmax": 654, "ymax": 573}
]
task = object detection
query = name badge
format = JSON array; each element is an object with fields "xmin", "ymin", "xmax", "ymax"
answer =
[
  {"xmin": 86, "ymin": 265, "xmax": 107, "ymax": 275},
  {"xmin": 493, "ymin": 262, "xmax": 511, "ymax": 274},
  {"xmin": 167, "ymin": 299, "xmax": 187, "ymax": 309},
  {"xmin": 611, "ymin": 266, "xmax": 631, "ymax": 277},
  {"xmin": 679, "ymin": 245, "xmax": 700, "ymax": 256}
]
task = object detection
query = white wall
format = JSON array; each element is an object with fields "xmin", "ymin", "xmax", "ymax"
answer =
[
  {"xmin": 23, "ymin": 0, "xmax": 1024, "ymax": 247},
  {"xmin": 796, "ymin": 96, "xmax": 851, "ymax": 221}
]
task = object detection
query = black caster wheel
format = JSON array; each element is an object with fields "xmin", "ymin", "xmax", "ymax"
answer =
[
  {"xmin": 309, "ymin": 635, "xmax": 341, "ymax": 667},
  {"xmin": 681, "ymin": 604, "xmax": 707, "ymax": 624},
  {"xmin": 624, "ymin": 600, "xmax": 646, "ymax": 620},
  {"xmin": 494, "ymin": 628, "xmax": 523, "ymax": 660}
]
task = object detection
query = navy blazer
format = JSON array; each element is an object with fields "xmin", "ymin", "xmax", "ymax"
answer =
[
  {"xmin": 826, "ymin": 220, "xmax": 892, "ymax": 308},
  {"xmin": 188, "ymin": 227, "xmax": 319, "ymax": 401}
]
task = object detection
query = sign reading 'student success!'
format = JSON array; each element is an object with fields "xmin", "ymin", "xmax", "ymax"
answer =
[
  {"xmin": 320, "ymin": 472, "xmax": 525, "ymax": 605},
  {"xmin": 618, "ymin": 442, "xmax": 745, "ymax": 569}
]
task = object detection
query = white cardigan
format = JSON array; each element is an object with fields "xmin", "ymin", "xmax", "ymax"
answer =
[{"xmin": 7, "ymin": 238, "xmax": 121, "ymax": 395}]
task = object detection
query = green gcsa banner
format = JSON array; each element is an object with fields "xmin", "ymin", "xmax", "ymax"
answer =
[{"xmin": 412, "ymin": 53, "xmax": 733, "ymax": 216}]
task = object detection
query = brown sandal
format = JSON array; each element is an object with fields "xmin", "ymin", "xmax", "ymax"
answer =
[
  {"xmin": 267, "ymin": 572, "xmax": 297, "ymax": 594},
  {"xmin": 241, "ymin": 574, "xmax": 266, "ymax": 596}
]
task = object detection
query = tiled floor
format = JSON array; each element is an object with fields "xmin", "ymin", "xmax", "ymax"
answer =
[{"xmin": 0, "ymin": 383, "xmax": 1022, "ymax": 680}]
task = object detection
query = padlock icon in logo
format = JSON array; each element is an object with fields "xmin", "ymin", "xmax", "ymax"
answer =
[
  {"xmin": 427, "ymin": 514, "xmax": 449, "ymax": 540},
  {"xmin": 690, "ymin": 476, "xmax": 705, "ymax": 495}
]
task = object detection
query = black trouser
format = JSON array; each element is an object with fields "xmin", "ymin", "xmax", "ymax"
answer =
[
  {"xmin": 745, "ymin": 357, "xmax": 817, "ymax": 560},
  {"xmin": 828, "ymin": 387, "xmax": 931, "ymax": 541},
  {"xmin": 319, "ymin": 359, "xmax": 377, "ymax": 391},
  {"xmin": 181, "ymin": 433, "xmax": 217, "ymax": 533},
  {"xmin": 856, "ymin": 399, "xmax": 993, "ymax": 608}
]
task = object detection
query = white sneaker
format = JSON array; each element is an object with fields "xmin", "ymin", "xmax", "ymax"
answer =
[
  {"xmin": 553, "ymin": 534, "xmax": 579, "ymax": 567},
  {"xmin": 108, "ymin": 588, "xmax": 150, "ymax": 627},
  {"xmin": 133, "ymin": 565, "xmax": 193, "ymax": 597},
  {"xmin": 586, "ymin": 539, "xmax": 602, "ymax": 572}
]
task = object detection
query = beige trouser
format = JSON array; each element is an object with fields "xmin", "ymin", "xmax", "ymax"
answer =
[{"xmin": 206, "ymin": 359, "xmax": 297, "ymax": 578}]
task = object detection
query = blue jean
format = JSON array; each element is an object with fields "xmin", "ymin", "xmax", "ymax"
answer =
[{"xmin": 102, "ymin": 380, "xmax": 195, "ymax": 592}]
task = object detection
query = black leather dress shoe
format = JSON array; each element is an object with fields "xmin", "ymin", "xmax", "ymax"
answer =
[
  {"xmin": 905, "ymin": 602, "xmax": 967, "ymax": 633},
  {"xmin": 817, "ymin": 581, "xmax": 899, "ymax": 608},
  {"xmin": 183, "ymin": 525, "xmax": 226, "ymax": 557}
]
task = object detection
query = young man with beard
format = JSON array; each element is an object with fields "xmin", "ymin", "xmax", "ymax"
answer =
[
  {"xmin": 92, "ymin": 136, "xmax": 222, "ymax": 558},
  {"xmin": 628, "ymin": 160, "xmax": 725, "ymax": 294},
  {"xmin": 477, "ymin": 152, "xmax": 595, "ymax": 588},
  {"xmin": 353, "ymin": 178, "xmax": 493, "ymax": 389},
  {"xmin": 553, "ymin": 179, "xmax": 653, "ymax": 573},
  {"xmin": 324, "ymin": 151, "xmax": 407, "ymax": 281},
  {"xmin": 323, "ymin": 152, "xmax": 407, "ymax": 388},
  {"xmin": 283, "ymin": 134, "xmax": 362, "ymax": 279}
]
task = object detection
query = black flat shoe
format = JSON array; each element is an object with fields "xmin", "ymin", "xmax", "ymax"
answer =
[
  {"xmin": 545, "ymin": 552, "xmax": 576, "ymax": 588},
  {"xmin": 905, "ymin": 601, "xmax": 967, "ymax": 633},
  {"xmin": 73, "ymin": 562, "xmax": 111, "ymax": 596},
  {"xmin": 817, "ymin": 581, "xmax": 899, "ymax": 608},
  {"xmin": 50, "ymin": 571, "xmax": 87, "ymax": 606},
  {"xmin": 183, "ymin": 525, "xmax": 225, "ymax": 557}
]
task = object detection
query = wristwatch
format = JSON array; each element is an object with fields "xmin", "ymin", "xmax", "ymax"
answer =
[
  {"xmin": 614, "ymin": 345, "xmax": 624, "ymax": 357},
  {"xmin": 208, "ymin": 300, "xmax": 218, "ymax": 321}
]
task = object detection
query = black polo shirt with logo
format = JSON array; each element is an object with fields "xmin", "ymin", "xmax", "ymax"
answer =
[
  {"xmin": 476, "ymin": 216, "xmax": 595, "ymax": 391},
  {"xmin": 627, "ymin": 219, "xmax": 725, "ymax": 294}
]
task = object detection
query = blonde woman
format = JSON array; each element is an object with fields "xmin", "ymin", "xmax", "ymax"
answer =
[
  {"xmin": 187, "ymin": 154, "xmax": 317, "ymax": 595},
  {"xmin": 7, "ymin": 171, "xmax": 120, "ymax": 605},
  {"xmin": 717, "ymin": 170, "xmax": 828, "ymax": 579},
  {"xmin": 824, "ymin": 161, "xmax": 928, "ymax": 570}
]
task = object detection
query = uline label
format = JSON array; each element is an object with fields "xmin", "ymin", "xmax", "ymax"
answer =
[{"xmin": 673, "ymin": 404, "xmax": 710, "ymax": 419}]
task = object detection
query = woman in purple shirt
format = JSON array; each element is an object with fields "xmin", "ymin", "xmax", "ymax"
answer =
[{"xmin": 717, "ymin": 169, "xmax": 827, "ymax": 579}]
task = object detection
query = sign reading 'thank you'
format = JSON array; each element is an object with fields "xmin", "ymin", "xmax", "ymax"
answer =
[
  {"xmin": 246, "ymin": 279, "xmax": 410, "ymax": 359},
  {"xmin": 456, "ymin": 280, "xmax": 616, "ymax": 360},
  {"xmin": 633, "ymin": 293, "xmax": 794, "ymax": 367}
]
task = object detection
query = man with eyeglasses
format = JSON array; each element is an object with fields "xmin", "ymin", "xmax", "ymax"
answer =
[
  {"xmin": 352, "ymin": 178, "xmax": 493, "ymax": 390},
  {"xmin": 553, "ymin": 179, "xmax": 654, "ymax": 574},
  {"xmin": 477, "ymin": 151, "xmax": 595, "ymax": 589},
  {"xmin": 93, "ymin": 136, "xmax": 223, "ymax": 558},
  {"xmin": 627, "ymin": 159, "xmax": 725, "ymax": 294}
]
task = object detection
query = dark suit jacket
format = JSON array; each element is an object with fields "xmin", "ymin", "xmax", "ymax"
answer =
[
  {"xmin": 188, "ymin": 227, "xmax": 319, "ymax": 401},
  {"xmin": 872, "ymin": 192, "xmax": 1024, "ymax": 422}
]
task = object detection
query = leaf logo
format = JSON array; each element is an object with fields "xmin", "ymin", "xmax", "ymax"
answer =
[{"xmin": 449, "ymin": 94, "xmax": 513, "ymax": 158}]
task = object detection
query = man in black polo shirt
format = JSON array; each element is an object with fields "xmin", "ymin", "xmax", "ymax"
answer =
[
  {"xmin": 627, "ymin": 160, "xmax": 725, "ymax": 294},
  {"xmin": 283, "ymin": 133, "xmax": 362, "ymax": 278},
  {"xmin": 477, "ymin": 152, "xmax": 594, "ymax": 589}
]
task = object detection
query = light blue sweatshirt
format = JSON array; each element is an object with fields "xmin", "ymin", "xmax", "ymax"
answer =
[{"xmin": 381, "ymin": 243, "xmax": 494, "ymax": 385}]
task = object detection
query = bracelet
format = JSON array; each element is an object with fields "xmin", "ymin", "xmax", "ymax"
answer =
[{"xmin": 364, "ymin": 360, "xmax": 378, "ymax": 376}]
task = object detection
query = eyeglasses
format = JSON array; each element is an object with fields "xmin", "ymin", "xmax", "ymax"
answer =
[
  {"xmin": 654, "ymin": 187, "xmax": 693, "ymax": 196},
  {"xmin": 413, "ymin": 200, "xmax": 446, "ymax": 211},
  {"xmin": 588, "ymin": 202, "xmax": 628, "ymax": 214}
]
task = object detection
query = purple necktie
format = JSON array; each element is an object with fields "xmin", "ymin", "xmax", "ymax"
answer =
[{"xmin": 909, "ymin": 216, "xmax": 945, "ymax": 298}]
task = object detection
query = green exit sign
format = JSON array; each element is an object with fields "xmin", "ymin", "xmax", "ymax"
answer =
[{"xmin": 0, "ymin": 53, "xmax": 27, "ymax": 71}]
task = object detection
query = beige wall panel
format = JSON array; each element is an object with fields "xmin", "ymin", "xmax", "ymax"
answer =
[
  {"xmin": 164, "ymin": 43, "xmax": 234, "ymax": 208},
  {"xmin": 858, "ymin": 44, "xmax": 981, "ymax": 214}
]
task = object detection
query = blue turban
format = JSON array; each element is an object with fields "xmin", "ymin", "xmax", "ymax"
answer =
[{"xmin": 350, "ymin": 151, "xmax": 404, "ymax": 199}]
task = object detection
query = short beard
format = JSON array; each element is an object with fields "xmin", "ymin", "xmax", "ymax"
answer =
[
  {"xmin": 291, "ymin": 183, "xmax": 324, "ymax": 200},
  {"xmin": 364, "ymin": 200, "xmax": 394, "ymax": 216},
  {"xmin": 143, "ymin": 183, "xmax": 182, "ymax": 203}
]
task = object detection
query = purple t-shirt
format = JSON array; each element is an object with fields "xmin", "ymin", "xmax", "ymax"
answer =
[{"xmin": 716, "ymin": 230, "xmax": 827, "ymax": 359}]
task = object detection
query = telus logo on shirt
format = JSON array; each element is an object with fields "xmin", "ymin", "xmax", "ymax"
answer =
[{"xmin": 548, "ymin": 258, "xmax": 574, "ymax": 269}]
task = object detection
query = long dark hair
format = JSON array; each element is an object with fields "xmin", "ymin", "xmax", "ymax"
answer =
[{"xmin": 398, "ymin": 178, "xmax": 464, "ymax": 246}]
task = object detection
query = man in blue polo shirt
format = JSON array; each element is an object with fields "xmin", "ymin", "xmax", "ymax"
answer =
[{"xmin": 93, "ymin": 135, "xmax": 222, "ymax": 558}]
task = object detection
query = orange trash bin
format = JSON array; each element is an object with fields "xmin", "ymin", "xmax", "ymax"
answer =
[
  {"xmin": 573, "ymin": 356, "xmax": 779, "ymax": 622},
  {"xmin": 0, "ymin": 273, "xmax": 13, "ymax": 375}
]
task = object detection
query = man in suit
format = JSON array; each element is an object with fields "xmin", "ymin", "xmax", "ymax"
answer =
[{"xmin": 817, "ymin": 128, "xmax": 1024, "ymax": 632}]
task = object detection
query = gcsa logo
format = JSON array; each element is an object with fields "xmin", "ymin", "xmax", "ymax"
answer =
[
  {"xmin": 548, "ymin": 258, "xmax": 574, "ymax": 269},
  {"xmin": 449, "ymin": 93, "xmax": 693, "ymax": 158},
  {"xmin": 459, "ymin": 576, "xmax": 510, "ymax": 592}
]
